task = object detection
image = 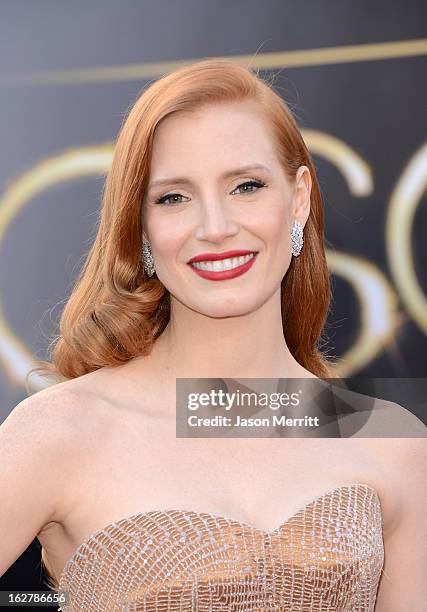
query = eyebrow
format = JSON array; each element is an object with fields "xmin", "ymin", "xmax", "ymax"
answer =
[{"xmin": 147, "ymin": 163, "xmax": 272, "ymax": 191}]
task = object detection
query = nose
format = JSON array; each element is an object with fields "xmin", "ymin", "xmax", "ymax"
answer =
[{"xmin": 194, "ymin": 197, "xmax": 239, "ymax": 243}]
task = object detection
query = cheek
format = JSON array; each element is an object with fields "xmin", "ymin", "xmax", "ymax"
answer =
[
  {"xmin": 252, "ymin": 204, "xmax": 289, "ymax": 244},
  {"xmin": 252, "ymin": 206, "xmax": 292, "ymax": 274},
  {"xmin": 148, "ymin": 218, "xmax": 184, "ymax": 263}
]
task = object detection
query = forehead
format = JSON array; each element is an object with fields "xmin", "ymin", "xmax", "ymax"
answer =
[{"xmin": 149, "ymin": 101, "xmax": 278, "ymax": 173}]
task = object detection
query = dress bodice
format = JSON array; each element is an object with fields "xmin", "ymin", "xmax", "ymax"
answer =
[{"xmin": 57, "ymin": 483, "xmax": 384, "ymax": 611}]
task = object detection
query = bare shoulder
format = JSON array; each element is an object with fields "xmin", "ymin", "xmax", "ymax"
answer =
[
  {"xmin": 343, "ymin": 396, "xmax": 426, "ymax": 437},
  {"xmin": 0, "ymin": 380, "xmax": 90, "ymax": 575},
  {"xmin": 2, "ymin": 381, "xmax": 80, "ymax": 454},
  {"xmin": 382, "ymin": 399, "xmax": 425, "ymax": 435},
  {"xmin": 7, "ymin": 371, "xmax": 117, "ymax": 457}
]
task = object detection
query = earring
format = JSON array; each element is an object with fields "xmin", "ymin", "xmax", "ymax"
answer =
[
  {"xmin": 142, "ymin": 240, "xmax": 155, "ymax": 277},
  {"xmin": 291, "ymin": 220, "xmax": 304, "ymax": 257}
]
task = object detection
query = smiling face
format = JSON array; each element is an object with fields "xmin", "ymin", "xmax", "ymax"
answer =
[{"xmin": 142, "ymin": 100, "xmax": 311, "ymax": 318}]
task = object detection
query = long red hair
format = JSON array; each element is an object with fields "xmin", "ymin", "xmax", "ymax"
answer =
[{"xmin": 28, "ymin": 57, "xmax": 338, "ymax": 391}]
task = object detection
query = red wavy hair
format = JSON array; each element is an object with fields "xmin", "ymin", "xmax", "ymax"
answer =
[{"xmin": 28, "ymin": 57, "xmax": 338, "ymax": 391}]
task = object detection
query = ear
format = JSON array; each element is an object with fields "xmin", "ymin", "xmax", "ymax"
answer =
[{"xmin": 292, "ymin": 165, "xmax": 312, "ymax": 225}]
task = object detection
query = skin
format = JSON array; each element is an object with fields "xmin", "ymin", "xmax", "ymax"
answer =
[{"xmin": 0, "ymin": 101, "xmax": 425, "ymax": 611}]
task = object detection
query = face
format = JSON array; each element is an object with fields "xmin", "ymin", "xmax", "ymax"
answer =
[{"xmin": 142, "ymin": 100, "xmax": 311, "ymax": 318}]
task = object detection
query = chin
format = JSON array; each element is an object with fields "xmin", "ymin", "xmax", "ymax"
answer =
[{"xmin": 195, "ymin": 298, "xmax": 259, "ymax": 319}]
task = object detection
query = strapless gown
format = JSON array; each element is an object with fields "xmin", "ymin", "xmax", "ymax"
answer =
[{"xmin": 57, "ymin": 483, "xmax": 384, "ymax": 611}]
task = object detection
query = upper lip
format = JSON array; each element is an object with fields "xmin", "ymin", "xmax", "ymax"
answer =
[{"xmin": 188, "ymin": 249, "xmax": 258, "ymax": 264}]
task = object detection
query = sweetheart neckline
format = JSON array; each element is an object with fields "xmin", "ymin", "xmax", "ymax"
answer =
[{"xmin": 58, "ymin": 482, "xmax": 381, "ymax": 585}]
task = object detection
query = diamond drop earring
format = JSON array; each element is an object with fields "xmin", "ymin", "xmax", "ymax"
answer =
[
  {"xmin": 142, "ymin": 240, "xmax": 155, "ymax": 277},
  {"xmin": 290, "ymin": 220, "xmax": 304, "ymax": 257}
]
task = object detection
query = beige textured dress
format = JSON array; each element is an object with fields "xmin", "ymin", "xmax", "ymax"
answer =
[{"xmin": 56, "ymin": 483, "xmax": 384, "ymax": 611}]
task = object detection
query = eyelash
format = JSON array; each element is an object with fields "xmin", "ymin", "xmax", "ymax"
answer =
[{"xmin": 154, "ymin": 179, "xmax": 266, "ymax": 206}]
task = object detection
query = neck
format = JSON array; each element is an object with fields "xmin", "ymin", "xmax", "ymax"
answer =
[{"xmin": 151, "ymin": 289, "xmax": 312, "ymax": 379}]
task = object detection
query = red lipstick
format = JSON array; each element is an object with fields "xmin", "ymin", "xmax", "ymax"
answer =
[{"xmin": 187, "ymin": 250, "xmax": 258, "ymax": 281}]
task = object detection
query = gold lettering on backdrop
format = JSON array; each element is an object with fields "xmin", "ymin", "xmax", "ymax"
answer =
[
  {"xmin": 386, "ymin": 140, "xmax": 427, "ymax": 333},
  {"xmin": 303, "ymin": 130, "xmax": 400, "ymax": 376},
  {"xmin": 302, "ymin": 130, "xmax": 373, "ymax": 196},
  {"xmin": 0, "ymin": 145, "xmax": 113, "ymax": 387},
  {"xmin": 325, "ymin": 252, "xmax": 400, "ymax": 377}
]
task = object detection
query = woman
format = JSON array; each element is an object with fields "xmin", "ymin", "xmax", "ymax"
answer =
[{"xmin": 0, "ymin": 58, "xmax": 425, "ymax": 611}]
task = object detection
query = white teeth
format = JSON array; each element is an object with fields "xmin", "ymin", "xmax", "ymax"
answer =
[{"xmin": 191, "ymin": 253, "xmax": 255, "ymax": 272}]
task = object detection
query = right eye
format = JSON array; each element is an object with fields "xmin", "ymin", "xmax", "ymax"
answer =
[{"xmin": 154, "ymin": 192, "xmax": 188, "ymax": 206}]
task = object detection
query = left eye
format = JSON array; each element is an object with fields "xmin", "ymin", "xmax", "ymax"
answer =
[{"xmin": 232, "ymin": 180, "xmax": 266, "ymax": 195}]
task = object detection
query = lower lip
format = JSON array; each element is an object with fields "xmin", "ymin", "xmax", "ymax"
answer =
[{"xmin": 188, "ymin": 253, "xmax": 258, "ymax": 281}]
